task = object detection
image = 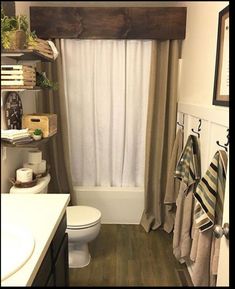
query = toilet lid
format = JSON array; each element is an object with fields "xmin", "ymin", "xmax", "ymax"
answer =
[{"xmin": 66, "ymin": 206, "xmax": 101, "ymax": 229}]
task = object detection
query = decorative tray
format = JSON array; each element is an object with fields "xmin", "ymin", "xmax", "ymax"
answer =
[{"xmin": 9, "ymin": 176, "xmax": 37, "ymax": 188}]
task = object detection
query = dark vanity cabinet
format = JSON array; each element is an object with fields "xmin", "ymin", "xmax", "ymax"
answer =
[{"xmin": 32, "ymin": 213, "xmax": 68, "ymax": 287}]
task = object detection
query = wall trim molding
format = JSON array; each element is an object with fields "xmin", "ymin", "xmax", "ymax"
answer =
[{"xmin": 178, "ymin": 102, "xmax": 229, "ymax": 127}]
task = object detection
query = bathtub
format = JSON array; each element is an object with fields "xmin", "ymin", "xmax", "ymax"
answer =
[{"xmin": 73, "ymin": 186, "xmax": 144, "ymax": 224}]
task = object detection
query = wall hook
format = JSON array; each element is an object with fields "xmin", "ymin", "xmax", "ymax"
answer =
[
  {"xmin": 224, "ymin": 129, "xmax": 229, "ymax": 146},
  {"xmin": 216, "ymin": 128, "xmax": 229, "ymax": 152},
  {"xmin": 191, "ymin": 119, "xmax": 202, "ymax": 138},
  {"xmin": 177, "ymin": 114, "xmax": 185, "ymax": 129},
  {"xmin": 216, "ymin": 141, "xmax": 228, "ymax": 152},
  {"xmin": 177, "ymin": 121, "xmax": 184, "ymax": 129}
]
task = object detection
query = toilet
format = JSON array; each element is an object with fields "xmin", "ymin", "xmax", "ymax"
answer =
[
  {"xmin": 66, "ymin": 206, "xmax": 101, "ymax": 268},
  {"xmin": 9, "ymin": 174, "xmax": 51, "ymax": 194},
  {"xmin": 9, "ymin": 173, "xmax": 102, "ymax": 268}
]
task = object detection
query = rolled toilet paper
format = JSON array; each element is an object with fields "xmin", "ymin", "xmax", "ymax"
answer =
[
  {"xmin": 38, "ymin": 160, "xmax": 46, "ymax": 174},
  {"xmin": 23, "ymin": 163, "xmax": 40, "ymax": 175},
  {"xmin": 28, "ymin": 150, "xmax": 42, "ymax": 164},
  {"xmin": 16, "ymin": 168, "xmax": 33, "ymax": 183}
]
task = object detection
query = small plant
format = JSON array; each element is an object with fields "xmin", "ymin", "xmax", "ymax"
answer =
[
  {"xmin": 33, "ymin": 129, "xmax": 42, "ymax": 136},
  {"xmin": 26, "ymin": 30, "xmax": 37, "ymax": 48},
  {"xmin": 36, "ymin": 71, "xmax": 58, "ymax": 90},
  {"xmin": 1, "ymin": 8, "xmax": 37, "ymax": 49},
  {"xmin": 32, "ymin": 128, "xmax": 43, "ymax": 141}
]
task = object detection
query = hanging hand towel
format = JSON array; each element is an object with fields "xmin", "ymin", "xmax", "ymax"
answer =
[
  {"xmin": 174, "ymin": 135, "xmax": 201, "ymax": 189},
  {"xmin": 194, "ymin": 150, "xmax": 227, "ymax": 232},
  {"xmin": 190, "ymin": 150, "xmax": 228, "ymax": 286}
]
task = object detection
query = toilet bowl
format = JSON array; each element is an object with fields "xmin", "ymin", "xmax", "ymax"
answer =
[{"xmin": 66, "ymin": 205, "xmax": 101, "ymax": 268}]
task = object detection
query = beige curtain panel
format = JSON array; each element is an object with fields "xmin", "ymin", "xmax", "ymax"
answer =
[
  {"xmin": 36, "ymin": 39, "xmax": 76, "ymax": 205},
  {"xmin": 140, "ymin": 40, "xmax": 180, "ymax": 232}
]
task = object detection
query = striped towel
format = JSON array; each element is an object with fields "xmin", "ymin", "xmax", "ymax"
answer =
[
  {"xmin": 174, "ymin": 135, "xmax": 201, "ymax": 191},
  {"xmin": 194, "ymin": 150, "xmax": 228, "ymax": 232}
]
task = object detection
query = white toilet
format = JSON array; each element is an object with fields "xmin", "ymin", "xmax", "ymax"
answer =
[
  {"xmin": 9, "ymin": 174, "xmax": 102, "ymax": 268},
  {"xmin": 66, "ymin": 206, "xmax": 101, "ymax": 268}
]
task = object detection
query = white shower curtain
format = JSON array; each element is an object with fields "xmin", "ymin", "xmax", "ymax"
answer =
[{"xmin": 61, "ymin": 39, "xmax": 152, "ymax": 187}]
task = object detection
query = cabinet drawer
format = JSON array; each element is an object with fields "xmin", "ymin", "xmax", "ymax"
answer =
[
  {"xmin": 32, "ymin": 248, "xmax": 52, "ymax": 287},
  {"xmin": 51, "ymin": 213, "xmax": 67, "ymax": 261}
]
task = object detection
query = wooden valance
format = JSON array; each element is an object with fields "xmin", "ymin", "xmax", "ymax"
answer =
[
  {"xmin": 30, "ymin": 7, "xmax": 186, "ymax": 40},
  {"xmin": 1, "ymin": 1, "xmax": 15, "ymax": 17}
]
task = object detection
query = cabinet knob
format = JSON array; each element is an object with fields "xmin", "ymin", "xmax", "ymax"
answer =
[{"xmin": 213, "ymin": 223, "xmax": 229, "ymax": 240}]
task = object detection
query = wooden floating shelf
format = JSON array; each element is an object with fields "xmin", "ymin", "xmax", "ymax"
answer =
[
  {"xmin": 1, "ymin": 49, "xmax": 54, "ymax": 62},
  {"xmin": 1, "ymin": 135, "xmax": 55, "ymax": 148}
]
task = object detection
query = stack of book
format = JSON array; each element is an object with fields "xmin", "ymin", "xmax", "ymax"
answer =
[{"xmin": 1, "ymin": 129, "xmax": 33, "ymax": 145}]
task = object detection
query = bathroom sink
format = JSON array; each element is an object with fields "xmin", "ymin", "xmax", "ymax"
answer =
[{"xmin": 1, "ymin": 224, "xmax": 35, "ymax": 282}]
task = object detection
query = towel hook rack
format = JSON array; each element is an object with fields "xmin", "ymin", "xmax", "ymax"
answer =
[
  {"xmin": 191, "ymin": 119, "xmax": 202, "ymax": 138},
  {"xmin": 216, "ymin": 129, "xmax": 229, "ymax": 152}
]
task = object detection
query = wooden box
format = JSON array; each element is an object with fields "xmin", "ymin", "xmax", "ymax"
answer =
[
  {"xmin": 22, "ymin": 113, "xmax": 57, "ymax": 138},
  {"xmin": 27, "ymin": 38, "xmax": 54, "ymax": 60},
  {"xmin": 1, "ymin": 65, "xmax": 36, "ymax": 88}
]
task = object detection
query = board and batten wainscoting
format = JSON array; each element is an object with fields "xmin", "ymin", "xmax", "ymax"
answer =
[{"xmin": 177, "ymin": 101, "xmax": 229, "ymax": 280}]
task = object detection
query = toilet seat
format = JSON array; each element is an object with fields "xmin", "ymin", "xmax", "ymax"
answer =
[{"xmin": 66, "ymin": 206, "xmax": 101, "ymax": 229}]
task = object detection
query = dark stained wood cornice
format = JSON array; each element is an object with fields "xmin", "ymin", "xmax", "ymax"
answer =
[
  {"xmin": 30, "ymin": 7, "xmax": 186, "ymax": 40},
  {"xmin": 1, "ymin": 1, "xmax": 15, "ymax": 17}
]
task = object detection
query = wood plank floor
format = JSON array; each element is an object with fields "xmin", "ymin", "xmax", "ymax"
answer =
[{"xmin": 69, "ymin": 224, "xmax": 194, "ymax": 287}]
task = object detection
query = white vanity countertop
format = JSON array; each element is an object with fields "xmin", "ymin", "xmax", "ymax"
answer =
[{"xmin": 1, "ymin": 193, "xmax": 70, "ymax": 286}]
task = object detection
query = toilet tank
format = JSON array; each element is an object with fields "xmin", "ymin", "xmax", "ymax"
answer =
[{"xmin": 10, "ymin": 174, "xmax": 51, "ymax": 194}]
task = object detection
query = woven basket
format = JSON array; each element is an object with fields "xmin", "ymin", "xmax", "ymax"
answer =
[{"xmin": 8, "ymin": 30, "xmax": 26, "ymax": 49}]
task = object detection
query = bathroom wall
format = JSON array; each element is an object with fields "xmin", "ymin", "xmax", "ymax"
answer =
[{"xmin": 176, "ymin": 1, "xmax": 229, "ymax": 107}]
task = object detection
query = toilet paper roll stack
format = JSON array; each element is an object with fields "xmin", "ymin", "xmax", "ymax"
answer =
[
  {"xmin": 23, "ymin": 150, "xmax": 47, "ymax": 175},
  {"xmin": 28, "ymin": 150, "xmax": 42, "ymax": 164},
  {"xmin": 16, "ymin": 168, "xmax": 33, "ymax": 183}
]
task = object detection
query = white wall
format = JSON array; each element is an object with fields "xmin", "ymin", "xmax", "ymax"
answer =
[{"xmin": 177, "ymin": 1, "xmax": 229, "ymax": 107}]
